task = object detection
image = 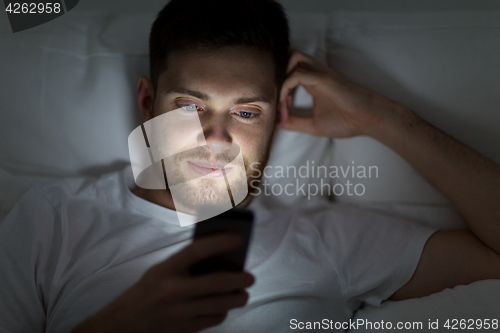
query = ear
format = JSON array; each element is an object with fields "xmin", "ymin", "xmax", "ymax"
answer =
[
  {"xmin": 274, "ymin": 97, "xmax": 289, "ymax": 128},
  {"xmin": 137, "ymin": 76, "xmax": 155, "ymax": 121},
  {"xmin": 271, "ymin": 102, "xmax": 282, "ymax": 138}
]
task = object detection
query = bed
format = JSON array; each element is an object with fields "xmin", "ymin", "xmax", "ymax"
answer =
[{"xmin": 1, "ymin": 1, "xmax": 499, "ymax": 331}]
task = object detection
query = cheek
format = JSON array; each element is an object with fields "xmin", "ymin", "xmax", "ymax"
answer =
[
  {"xmin": 147, "ymin": 109, "xmax": 207, "ymax": 159},
  {"xmin": 233, "ymin": 125, "xmax": 273, "ymax": 163}
]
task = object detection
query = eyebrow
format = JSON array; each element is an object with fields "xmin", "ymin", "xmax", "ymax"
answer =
[
  {"xmin": 165, "ymin": 88, "xmax": 209, "ymax": 100},
  {"xmin": 164, "ymin": 88, "xmax": 274, "ymax": 105}
]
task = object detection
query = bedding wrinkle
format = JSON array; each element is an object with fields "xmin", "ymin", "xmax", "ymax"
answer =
[
  {"xmin": 302, "ymin": 207, "xmax": 348, "ymax": 304},
  {"xmin": 244, "ymin": 207, "xmax": 296, "ymax": 271}
]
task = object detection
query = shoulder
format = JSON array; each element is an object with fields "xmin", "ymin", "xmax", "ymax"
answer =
[
  {"xmin": 291, "ymin": 201, "xmax": 437, "ymax": 273},
  {"xmin": 297, "ymin": 201, "xmax": 435, "ymax": 238}
]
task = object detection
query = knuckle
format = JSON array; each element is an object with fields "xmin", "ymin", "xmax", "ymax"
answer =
[
  {"xmin": 237, "ymin": 291, "xmax": 250, "ymax": 306},
  {"xmin": 163, "ymin": 306, "xmax": 181, "ymax": 320},
  {"xmin": 220, "ymin": 292, "xmax": 248, "ymax": 310},
  {"xmin": 220, "ymin": 272, "xmax": 236, "ymax": 284},
  {"xmin": 210, "ymin": 271, "xmax": 232, "ymax": 284},
  {"xmin": 236, "ymin": 272, "xmax": 254, "ymax": 288},
  {"xmin": 185, "ymin": 243, "xmax": 204, "ymax": 260},
  {"xmin": 158, "ymin": 281, "xmax": 186, "ymax": 302},
  {"xmin": 291, "ymin": 49, "xmax": 303, "ymax": 57},
  {"xmin": 141, "ymin": 266, "xmax": 162, "ymax": 286},
  {"xmin": 170, "ymin": 305, "xmax": 189, "ymax": 319},
  {"xmin": 196, "ymin": 314, "xmax": 227, "ymax": 329},
  {"xmin": 217, "ymin": 272, "xmax": 250, "ymax": 290},
  {"xmin": 291, "ymin": 69, "xmax": 303, "ymax": 77},
  {"xmin": 243, "ymin": 272, "xmax": 255, "ymax": 286},
  {"xmin": 182, "ymin": 247, "xmax": 198, "ymax": 263},
  {"xmin": 223, "ymin": 273, "xmax": 244, "ymax": 289},
  {"xmin": 196, "ymin": 275, "xmax": 224, "ymax": 294},
  {"xmin": 213, "ymin": 313, "xmax": 228, "ymax": 325},
  {"xmin": 157, "ymin": 284, "xmax": 175, "ymax": 302}
]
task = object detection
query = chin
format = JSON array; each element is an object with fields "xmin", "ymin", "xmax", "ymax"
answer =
[{"xmin": 169, "ymin": 169, "xmax": 250, "ymax": 212}]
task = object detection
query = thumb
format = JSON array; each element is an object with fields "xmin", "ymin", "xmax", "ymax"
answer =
[{"xmin": 278, "ymin": 115, "xmax": 318, "ymax": 136}]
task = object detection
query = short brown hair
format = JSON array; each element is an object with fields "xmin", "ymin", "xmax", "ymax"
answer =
[{"xmin": 149, "ymin": 0, "xmax": 290, "ymax": 91}]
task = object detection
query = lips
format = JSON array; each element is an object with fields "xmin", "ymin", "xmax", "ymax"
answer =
[{"xmin": 188, "ymin": 160, "xmax": 233, "ymax": 178}]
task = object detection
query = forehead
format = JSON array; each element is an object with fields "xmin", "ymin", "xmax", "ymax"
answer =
[{"xmin": 158, "ymin": 47, "xmax": 277, "ymax": 102}]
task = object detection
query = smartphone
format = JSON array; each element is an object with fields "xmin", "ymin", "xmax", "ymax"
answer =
[{"xmin": 190, "ymin": 207, "xmax": 254, "ymax": 275}]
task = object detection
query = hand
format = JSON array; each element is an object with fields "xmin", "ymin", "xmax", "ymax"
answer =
[
  {"xmin": 278, "ymin": 50, "xmax": 404, "ymax": 138},
  {"xmin": 71, "ymin": 233, "xmax": 255, "ymax": 333}
]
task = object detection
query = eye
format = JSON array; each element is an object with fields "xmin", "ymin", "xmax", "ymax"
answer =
[
  {"xmin": 179, "ymin": 103, "xmax": 203, "ymax": 112},
  {"xmin": 235, "ymin": 111, "xmax": 256, "ymax": 119}
]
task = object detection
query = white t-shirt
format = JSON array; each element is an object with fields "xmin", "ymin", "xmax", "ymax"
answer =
[{"xmin": 0, "ymin": 167, "xmax": 436, "ymax": 333}]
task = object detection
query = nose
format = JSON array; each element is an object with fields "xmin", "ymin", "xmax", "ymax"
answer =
[
  {"xmin": 195, "ymin": 112, "xmax": 242, "ymax": 168},
  {"xmin": 198, "ymin": 113, "xmax": 232, "ymax": 155}
]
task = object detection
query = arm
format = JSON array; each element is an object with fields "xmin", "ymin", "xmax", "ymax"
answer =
[
  {"xmin": 279, "ymin": 50, "xmax": 500, "ymax": 299},
  {"xmin": 366, "ymin": 105, "xmax": 500, "ymax": 300},
  {"xmin": 366, "ymin": 106, "xmax": 500, "ymax": 255}
]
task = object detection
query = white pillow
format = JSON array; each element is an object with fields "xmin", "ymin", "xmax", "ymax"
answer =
[
  {"xmin": 0, "ymin": 11, "xmax": 332, "ymax": 210},
  {"xmin": 0, "ymin": 12, "xmax": 151, "ymax": 177},
  {"xmin": 0, "ymin": 168, "xmax": 59, "ymax": 221},
  {"xmin": 326, "ymin": 11, "xmax": 500, "ymax": 205},
  {"xmin": 260, "ymin": 13, "xmax": 333, "ymax": 207}
]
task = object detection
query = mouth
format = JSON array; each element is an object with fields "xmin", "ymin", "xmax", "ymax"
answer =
[{"xmin": 187, "ymin": 160, "xmax": 233, "ymax": 178}]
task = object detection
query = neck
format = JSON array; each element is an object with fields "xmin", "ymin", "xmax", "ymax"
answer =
[
  {"xmin": 131, "ymin": 187, "xmax": 255, "ymax": 213},
  {"xmin": 131, "ymin": 187, "xmax": 176, "ymax": 211}
]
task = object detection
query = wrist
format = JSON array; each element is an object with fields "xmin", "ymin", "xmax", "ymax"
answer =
[{"xmin": 363, "ymin": 102, "xmax": 419, "ymax": 142}]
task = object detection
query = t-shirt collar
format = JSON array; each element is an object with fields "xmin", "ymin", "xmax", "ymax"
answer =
[{"xmin": 119, "ymin": 165, "xmax": 197, "ymax": 227}]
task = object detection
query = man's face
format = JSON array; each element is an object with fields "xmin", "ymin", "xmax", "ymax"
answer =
[{"xmin": 152, "ymin": 46, "xmax": 278, "ymax": 211}]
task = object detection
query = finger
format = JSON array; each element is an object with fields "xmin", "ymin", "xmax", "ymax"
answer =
[
  {"xmin": 186, "ymin": 271, "xmax": 255, "ymax": 298},
  {"xmin": 278, "ymin": 114, "xmax": 319, "ymax": 136},
  {"xmin": 280, "ymin": 69, "xmax": 322, "ymax": 104},
  {"xmin": 288, "ymin": 49, "xmax": 347, "ymax": 86},
  {"xmin": 184, "ymin": 313, "xmax": 228, "ymax": 332},
  {"xmin": 188, "ymin": 290, "xmax": 250, "ymax": 317},
  {"xmin": 287, "ymin": 49, "xmax": 329, "ymax": 74},
  {"xmin": 276, "ymin": 94, "xmax": 292, "ymax": 126},
  {"xmin": 279, "ymin": 69, "xmax": 322, "ymax": 123},
  {"xmin": 158, "ymin": 233, "xmax": 243, "ymax": 273}
]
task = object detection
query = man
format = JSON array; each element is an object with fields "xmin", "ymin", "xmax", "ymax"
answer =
[{"xmin": 0, "ymin": 0, "xmax": 499, "ymax": 332}]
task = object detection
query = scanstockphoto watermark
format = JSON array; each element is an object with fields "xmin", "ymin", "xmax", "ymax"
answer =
[
  {"xmin": 290, "ymin": 318, "xmax": 424, "ymax": 330},
  {"xmin": 249, "ymin": 160, "xmax": 379, "ymax": 199}
]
